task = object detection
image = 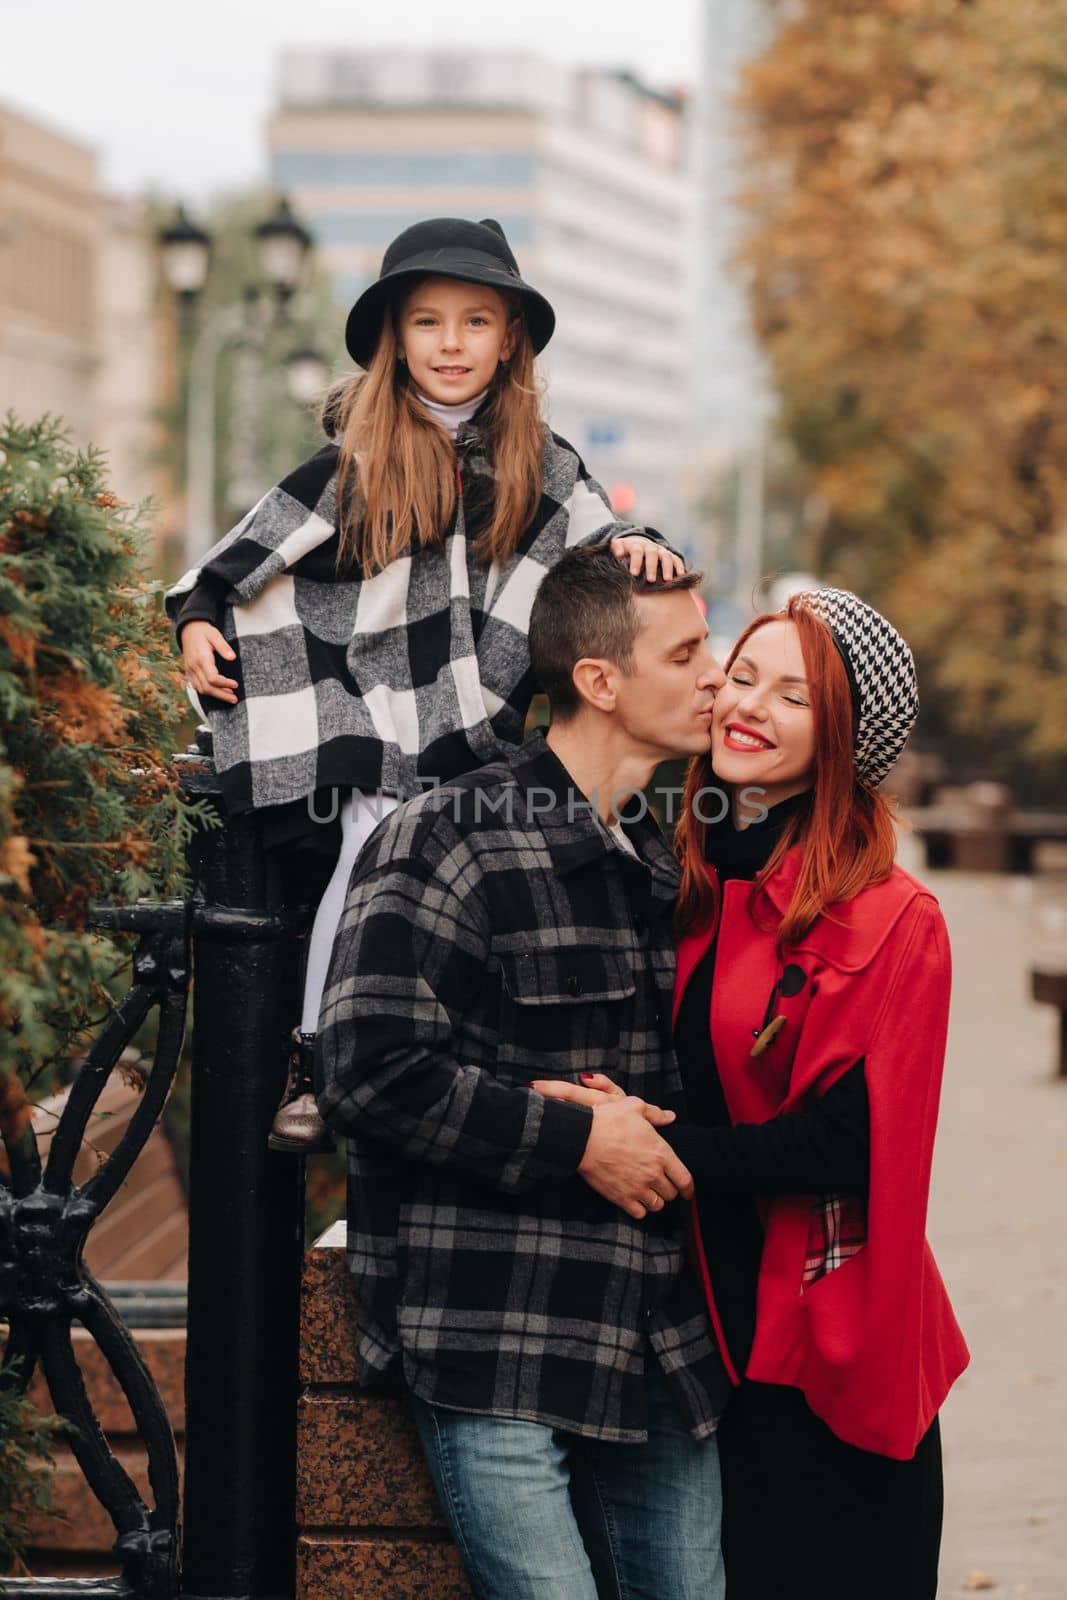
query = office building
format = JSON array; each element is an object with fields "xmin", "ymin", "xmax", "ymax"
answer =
[
  {"xmin": 0, "ymin": 104, "xmax": 163, "ymax": 514},
  {"xmin": 691, "ymin": 0, "xmax": 772, "ymax": 459},
  {"xmin": 0, "ymin": 103, "xmax": 102, "ymax": 443}
]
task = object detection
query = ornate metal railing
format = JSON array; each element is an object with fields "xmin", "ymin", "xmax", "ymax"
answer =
[
  {"xmin": 0, "ymin": 905, "xmax": 190, "ymax": 1599},
  {"xmin": 1, "ymin": 732, "xmax": 313, "ymax": 1599}
]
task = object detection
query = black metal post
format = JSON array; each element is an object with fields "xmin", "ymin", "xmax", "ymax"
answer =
[{"xmin": 177, "ymin": 733, "xmax": 309, "ymax": 1600}]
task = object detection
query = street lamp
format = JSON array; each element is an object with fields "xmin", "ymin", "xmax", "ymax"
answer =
[
  {"xmin": 158, "ymin": 195, "xmax": 318, "ymax": 563},
  {"xmin": 254, "ymin": 196, "xmax": 313, "ymax": 313},
  {"xmin": 158, "ymin": 206, "xmax": 211, "ymax": 306},
  {"xmin": 284, "ymin": 345, "xmax": 330, "ymax": 406}
]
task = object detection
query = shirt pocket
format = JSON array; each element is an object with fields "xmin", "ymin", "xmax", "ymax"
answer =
[{"xmin": 492, "ymin": 943, "xmax": 637, "ymax": 1084}]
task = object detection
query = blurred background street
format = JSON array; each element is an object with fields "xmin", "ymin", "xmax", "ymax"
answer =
[{"xmin": 898, "ymin": 835, "xmax": 1067, "ymax": 1599}]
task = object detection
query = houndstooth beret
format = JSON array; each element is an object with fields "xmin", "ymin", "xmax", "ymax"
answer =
[{"xmin": 787, "ymin": 587, "xmax": 920, "ymax": 786}]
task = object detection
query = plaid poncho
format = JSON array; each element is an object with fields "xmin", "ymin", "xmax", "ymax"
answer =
[{"xmin": 166, "ymin": 424, "xmax": 648, "ymax": 814}]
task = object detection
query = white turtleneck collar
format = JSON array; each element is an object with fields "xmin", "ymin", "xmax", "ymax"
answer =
[{"xmin": 416, "ymin": 389, "xmax": 488, "ymax": 440}]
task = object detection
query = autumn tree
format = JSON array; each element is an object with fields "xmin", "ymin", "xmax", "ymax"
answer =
[{"xmin": 741, "ymin": 0, "xmax": 1067, "ymax": 785}]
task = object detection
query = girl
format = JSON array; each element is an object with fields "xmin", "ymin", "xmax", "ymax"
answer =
[
  {"xmin": 168, "ymin": 215, "xmax": 681, "ymax": 1152},
  {"xmin": 533, "ymin": 588, "xmax": 969, "ymax": 1599}
]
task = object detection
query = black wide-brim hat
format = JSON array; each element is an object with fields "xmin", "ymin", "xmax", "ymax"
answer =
[{"xmin": 344, "ymin": 216, "xmax": 555, "ymax": 368}]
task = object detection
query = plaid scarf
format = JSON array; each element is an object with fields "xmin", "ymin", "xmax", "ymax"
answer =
[{"xmin": 166, "ymin": 425, "xmax": 644, "ymax": 814}]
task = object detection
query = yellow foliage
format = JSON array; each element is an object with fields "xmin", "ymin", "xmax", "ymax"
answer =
[
  {"xmin": 38, "ymin": 673, "xmax": 130, "ymax": 746},
  {"xmin": 0, "ymin": 835, "xmax": 35, "ymax": 895},
  {"xmin": 0, "ymin": 616, "xmax": 37, "ymax": 671},
  {"xmin": 0, "ymin": 1066, "xmax": 31, "ymax": 1148},
  {"xmin": 741, "ymin": 0, "xmax": 1067, "ymax": 772}
]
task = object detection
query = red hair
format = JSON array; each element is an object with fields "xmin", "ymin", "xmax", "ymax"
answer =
[{"xmin": 675, "ymin": 599, "xmax": 898, "ymax": 947}]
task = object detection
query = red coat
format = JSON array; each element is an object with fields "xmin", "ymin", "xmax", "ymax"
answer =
[{"xmin": 675, "ymin": 848, "xmax": 969, "ymax": 1460}]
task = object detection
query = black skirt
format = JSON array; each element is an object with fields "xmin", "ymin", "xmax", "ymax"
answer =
[{"xmin": 716, "ymin": 1380, "xmax": 943, "ymax": 1600}]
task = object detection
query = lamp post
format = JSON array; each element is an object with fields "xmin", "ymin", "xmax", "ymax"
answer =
[
  {"xmin": 158, "ymin": 196, "xmax": 323, "ymax": 566},
  {"xmin": 158, "ymin": 205, "xmax": 212, "ymax": 309},
  {"xmin": 254, "ymin": 196, "xmax": 312, "ymax": 318},
  {"xmin": 284, "ymin": 344, "xmax": 330, "ymax": 406}
]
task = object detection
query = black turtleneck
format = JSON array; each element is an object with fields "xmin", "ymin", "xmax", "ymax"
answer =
[{"xmin": 662, "ymin": 791, "xmax": 869, "ymax": 1376}]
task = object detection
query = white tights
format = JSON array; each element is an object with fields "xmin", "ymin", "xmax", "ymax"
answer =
[{"xmin": 299, "ymin": 789, "xmax": 398, "ymax": 1034}]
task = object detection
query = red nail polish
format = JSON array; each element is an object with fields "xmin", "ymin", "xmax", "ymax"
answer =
[{"xmin": 580, "ymin": 1073, "xmax": 595, "ymax": 1083}]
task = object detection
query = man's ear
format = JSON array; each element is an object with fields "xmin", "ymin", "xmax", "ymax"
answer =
[{"xmin": 571, "ymin": 657, "xmax": 617, "ymax": 714}]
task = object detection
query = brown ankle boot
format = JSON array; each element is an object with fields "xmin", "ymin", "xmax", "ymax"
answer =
[{"xmin": 267, "ymin": 1030, "xmax": 335, "ymax": 1154}]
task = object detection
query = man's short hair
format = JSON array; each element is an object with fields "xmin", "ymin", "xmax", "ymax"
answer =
[{"xmin": 529, "ymin": 541, "xmax": 704, "ymax": 721}]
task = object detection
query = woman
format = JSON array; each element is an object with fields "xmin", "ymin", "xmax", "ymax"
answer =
[
  {"xmin": 166, "ymin": 215, "xmax": 678, "ymax": 1151},
  {"xmin": 535, "ymin": 588, "xmax": 969, "ymax": 1598}
]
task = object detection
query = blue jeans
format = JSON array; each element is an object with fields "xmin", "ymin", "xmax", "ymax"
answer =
[{"xmin": 409, "ymin": 1364, "xmax": 724, "ymax": 1600}]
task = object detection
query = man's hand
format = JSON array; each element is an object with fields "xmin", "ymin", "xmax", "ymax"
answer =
[
  {"xmin": 576, "ymin": 1095, "xmax": 694, "ymax": 1220},
  {"xmin": 181, "ymin": 620, "xmax": 239, "ymax": 705},
  {"xmin": 610, "ymin": 535, "xmax": 686, "ymax": 582}
]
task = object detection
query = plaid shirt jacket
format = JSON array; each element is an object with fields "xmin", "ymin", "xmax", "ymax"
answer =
[{"xmin": 317, "ymin": 735, "xmax": 728, "ymax": 1442}]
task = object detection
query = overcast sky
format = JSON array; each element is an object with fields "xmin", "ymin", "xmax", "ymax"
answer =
[{"xmin": 1, "ymin": 0, "xmax": 698, "ymax": 203}]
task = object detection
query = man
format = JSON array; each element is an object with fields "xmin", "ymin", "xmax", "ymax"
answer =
[{"xmin": 317, "ymin": 545, "xmax": 728, "ymax": 1600}]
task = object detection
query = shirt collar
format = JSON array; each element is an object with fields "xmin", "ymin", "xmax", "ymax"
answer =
[
  {"xmin": 415, "ymin": 388, "xmax": 489, "ymax": 440},
  {"xmin": 506, "ymin": 733, "xmax": 680, "ymax": 903}
]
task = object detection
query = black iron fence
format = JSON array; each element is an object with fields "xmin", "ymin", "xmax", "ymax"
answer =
[{"xmin": 1, "ymin": 731, "xmax": 315, "ymax": 1599}]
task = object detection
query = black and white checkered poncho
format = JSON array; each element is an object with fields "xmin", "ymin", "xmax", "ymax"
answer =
[{"xmin": 166, "ymin": 424, "xmax": 653, "ymax": 814}]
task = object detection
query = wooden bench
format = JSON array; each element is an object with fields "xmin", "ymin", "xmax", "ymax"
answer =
[
  {"xmin": 881, "ymin": 749, "xmax": 948, "ymax": 809},
  {"xmin": 905, "ymin": 784, "xmax": 1067, "ymax": 875},
  {"xmin": 1031, "ymin": 965, "xmax": 1067, "ymax": 1079}
]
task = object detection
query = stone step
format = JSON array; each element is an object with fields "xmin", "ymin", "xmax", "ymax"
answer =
[
  {"xmin": 296, "ymin": 1534, "xmax": 471, "ymax": 1600},
  {"xmin": 23, "ymin": 1436, "xmax": 185, "ymax": 1555},
  {"xmin": 27, "ymin": 1326, "xmax": 186, "ymax": 1433},
  {"xmin": 21, "ymin": 1325, "xmax": 185, "ymax": 1568}
]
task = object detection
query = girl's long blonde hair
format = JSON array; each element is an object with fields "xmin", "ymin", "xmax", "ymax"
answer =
[{"xmin": 330, "ymin": 288, "xmax": 544, "ymax": 574}]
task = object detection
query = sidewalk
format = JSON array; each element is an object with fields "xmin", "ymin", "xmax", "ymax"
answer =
[{"xmin": 903, "ymin": 840, "xmax": 1067, "ymax": 1598}]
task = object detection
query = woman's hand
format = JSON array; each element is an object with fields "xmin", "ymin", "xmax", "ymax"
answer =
[
  {"xmin": 181, "ymin": 621, "xmax": 239, "ymax": 705},
  {"xmin": 610, "ymin": 535, "xmax": 686, "ymax": 582},
  {"xmin": 529, "ymin": 1073, "xmax": 625, "ymax": 1106}
]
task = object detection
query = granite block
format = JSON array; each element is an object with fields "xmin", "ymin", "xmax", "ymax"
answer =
[
  {"xmin": 300, "ymin": 1239, "xmax": 360, "ymax": 1385},
  {"xmin": 297, "ymin": 1235, "xmax": 470, "ymax": 1594},
  {"xmin": 22, "ymin": 1438, "xmax": 184, "ymax": 1553},
  {"xmin": 297, "ymin": 1534, "xmax": 472, "ymax": 1600},
  {"xmin": 297, "ymin": 1391, "xmax": 446, "ymax": 1528}
]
